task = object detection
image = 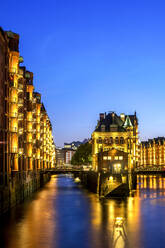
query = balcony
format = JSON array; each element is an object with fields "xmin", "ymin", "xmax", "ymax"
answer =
[
  {"xmin": 9, "ymin": 67, "xmax": 17, "ymax": 74},
  {"xmin": 18, "ymin": 69, "xmax": 24, "ymax": 76},
  {"xmin": 18, "ymin": 113, "xmax": 24, "ymax": 119},
  {"xmin": 11, "ymin": 147, "xmax": 18, "ymax": 153},
  {"xmin": 9, "ymin": 81, "xmax": 16, "ymax": 88},
  {"xmin": 10, "ymin": 112, "xmax": 18, "ymax": 118},
  {"xmin": 18, "ymin": 98, "xmax": 24, "ymax": 105},
  {"xmin": 19, "ymin": 148, "xmax": 24, "ymax": 155},
  {"xmin": 18, "ymin": 128, "xmax": 23, "ymax": 135},
  {"xmin": 18, "ymin": 83, "xmax": 23, "ymax": 91},
  {"xmin": 27, "ymin": 118, "xmax": 33, "ymax": 122},
  {"xmin": 10, "ymin": 126, "xmax": 18, "ymax": 132},
  {"xmin": 10, "ymin": 97, "xmax": 18, "ymax": 103}
]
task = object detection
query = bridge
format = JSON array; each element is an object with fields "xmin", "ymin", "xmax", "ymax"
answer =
[
  {"xmin": 46, "ymin": 167, "xmax": 136, "ymax": 197},
  {"xmin": 46, "ymin": 165, "xmax": 163, "ymax": 198},
  {"xmin": 46, "ymin": 167, "xmax": 83, "ymax": 174}
]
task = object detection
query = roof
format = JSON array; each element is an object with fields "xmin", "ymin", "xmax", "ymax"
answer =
[
  {"xmin": 141, "ymin": 137, "xmax": 165, "ymax": 147},
  {"xmin": 94, "ymin": 111, "xmax": 137, "ymax": 132}
]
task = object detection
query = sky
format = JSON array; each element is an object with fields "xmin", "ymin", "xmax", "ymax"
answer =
[{"xmin": 1, "ymin": 0, "xmax": 165, "ymax": 146}]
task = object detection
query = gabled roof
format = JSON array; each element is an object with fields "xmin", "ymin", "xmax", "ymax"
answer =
[
  {"xmin": 94, "ymin": 111, "xmax": 137, "ymax": 132},
  {"xmin": 123, "ymin": 116, "xmax": 133, "ymax": 128}
]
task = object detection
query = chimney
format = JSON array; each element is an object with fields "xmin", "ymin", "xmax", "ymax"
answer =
[
  {"xmin": 120, "ymin": 113, "xmax": 125, "ymax": 122},
  {"xmin": 99, "ymin": 113, "xmax": 104, "ymax": 121}
]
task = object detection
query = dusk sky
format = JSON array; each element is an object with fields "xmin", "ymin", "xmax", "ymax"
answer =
[{"xmin": 1, "ymin": 0, "xmax": 165, "ymax": 146}]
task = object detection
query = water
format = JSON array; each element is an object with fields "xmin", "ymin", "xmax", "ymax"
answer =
[{"xmin": 1, "ymin": 175, "xmax": 165, "ymax": 248}]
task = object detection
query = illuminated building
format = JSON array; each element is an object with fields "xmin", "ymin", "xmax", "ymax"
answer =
[
  {"xmin": 0, "ymin": 27, "xmax": 55, "ymax": 213},
  {"xmin": 56, "ymin": 147, "xmax": 75, "ymax": 166},
  {"xmin": 140, "ymin": 137, "xmax": 165, "ymax": 168},
  {"xmin": 92, "ymin": 111, "xmax": 139, "ymax": 171},
  {"xmin": 64, "ymin": 149, "xmax": 76, "ymax": 164},
  {"xmin": 56, "ymin": 148, "xmax": 65, "ymax": 166}
]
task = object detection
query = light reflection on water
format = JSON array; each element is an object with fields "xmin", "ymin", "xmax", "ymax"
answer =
[{"xmin": 1, "ymin": 174, "xmax": 165, "ymax": 248}]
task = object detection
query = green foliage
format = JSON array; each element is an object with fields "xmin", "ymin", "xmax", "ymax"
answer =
[{"xmin": 71, "ymin": 142, "xmax": 92, "ymax": 165}]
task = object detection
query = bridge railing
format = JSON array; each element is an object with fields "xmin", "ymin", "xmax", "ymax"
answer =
[{"xmin": 135, "ymin": 165, "xmax": 165, "ymax": 172}]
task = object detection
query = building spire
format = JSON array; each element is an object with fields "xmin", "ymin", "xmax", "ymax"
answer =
[{"xmin": 123, "ymin": 116, "xmax": 132, "ymax": 128}]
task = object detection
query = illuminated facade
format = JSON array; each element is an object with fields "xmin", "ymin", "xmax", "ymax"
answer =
[
  {"xmin": 140, "ymin": 137, "xmax": 165, "ymax": 168},
  {"xmin": 0, "ymin": 28, "xmax": 55, "ymax": 188},
  {"xmin": 92, "ymin": 112, "xmax": 139, "ymax": 171}
]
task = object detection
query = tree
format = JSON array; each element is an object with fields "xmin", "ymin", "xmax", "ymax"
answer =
[{"xmin": 71, "ymin": 142, "xmax": 92, "ymax": 165}]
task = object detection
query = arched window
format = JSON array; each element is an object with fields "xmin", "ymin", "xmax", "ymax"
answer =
[
  {"xmin": 101, "ymin": 125, "xmax": 105, "ymax": 132},
  {"xmin": 97, "ymin": 137, "xmax": 102, "ymax": 144},
  {"xmin": 120, "ymin": 137, "xmax": 125, "ymax": 144},
  {"xmin": 115, "ymin": 137, "xmax": 119, "ymax": 144},
  {"xmin": 104, "ymin": 137, "xmax": 108, "ymax": 144},
  {"xmin": 110, "ymin": 137, "xmax": 113, "ymax": 144}
]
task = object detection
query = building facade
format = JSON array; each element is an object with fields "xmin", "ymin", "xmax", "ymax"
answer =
[
  {"xmin": 98, "ymin": 148, "xmax": 129, "ymax": 174},
  {"xmin": 140, "ymin": 137, "xmax": 165, "ymax": 169},
  {"xmin": 64, "ymin": 149, "xmax": 76, "ymax": 164},
  {"xmin": 56, "ymin": 147, "xmax": 65, "ymax": 166},
  {"xmin": 92, "ymin": 112, "xmax": 139, "ymax": 171},
  {"xmin": 56, "ymin": 147, "xmax": 75, "ymax": 166},
  {"xmin": 0, "ymin": 28, "xmax": 55, "ymax": 213}
]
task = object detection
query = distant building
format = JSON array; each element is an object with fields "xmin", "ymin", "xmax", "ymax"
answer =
[
  {"xmin": 140, "ymin": 137, "xmax": 165, "ymax": 168},
  {"xmin": 56, "ymin": 147, "xmax": 76, "ymax": 166},
  {"xmin": 64, "ymin": 139, "xmax": 88, "ymax": 150},
  {"xmin": 56, "ymin": 148, "xmax": 65, "ymax": 166},
  {"xmin": 64, "ymin": 149, "xmax": 76, "ymax": 164},
  {"xmin": 92, "ymin": 111, "xmax": 139, "ymax": 171}
]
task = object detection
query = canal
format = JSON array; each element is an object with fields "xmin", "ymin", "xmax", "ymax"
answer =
[{"xmin": 1, "ymin": 174, "xmax": 165, "ymax": 248}]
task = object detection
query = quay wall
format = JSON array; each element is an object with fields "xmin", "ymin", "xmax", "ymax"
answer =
[
  {"xmin": 0, "ymin": 171, "xmax": 50, "ymax": 215},
  {"xmin": 78, "ymin": 172, "xmax": 99, "ymax": 193},
  {"xmin": 78, "ymin": 171, "xmax": 137, "ymax": 197}
]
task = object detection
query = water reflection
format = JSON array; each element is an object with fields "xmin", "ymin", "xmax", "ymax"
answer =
[
  {"xmin": 112, "ymin": 217, "xmax": 128, "ymax": 248},
  {"xmin": 1, "ymin": 175, "xmax": 165, "ymax": 248}
]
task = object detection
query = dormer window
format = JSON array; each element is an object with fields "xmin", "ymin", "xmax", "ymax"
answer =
[{"xmin": 101, "ymin": 125, "xmax": 105, "ymax": 132}]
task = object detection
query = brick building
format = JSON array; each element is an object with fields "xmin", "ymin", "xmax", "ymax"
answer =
[
  {"xmin": 92, "ymin": 111, "xmax": 139, "ymax": 171},
  {"xmin": 140, "ymin": 137, "xmax": 165, "ymax": 169},
  {"xmin": 0, "ymin": 28, "xmax": 55, "ymax": 189}
]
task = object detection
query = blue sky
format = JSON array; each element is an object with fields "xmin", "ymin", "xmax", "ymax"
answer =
[{"xmin": 1, "ymin": 0, "xmax": 165, "ymax": 146}]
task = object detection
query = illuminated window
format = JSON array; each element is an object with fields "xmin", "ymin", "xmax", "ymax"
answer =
[
  {"xmin": 115, "ymin": 156, "xmax": 118, "ymax": 160},
  {"xmin": 110, "ymin": 137, "xmax": 113, "ymax": 144},
  {"xmin": 120, "ymin": 137, "xmax": 124, "ymax": 144},
  {"xmin": 101, "ymin": 125, "xmax": 105, "ymax": 132},
  {"xmin": 108, "ymin": 156, "xmax": 111, "ymax": 160},
  {"xmin": 119, "ymin": 156, "xmax": 123, "ymax": 160},
  {"xmin": 103, "ymin": 156, "xmax": 107, "ymax": 160},
  {"xmin": 113, "ymin": 163, "xmax": 121, "ymax": 173},
  {"xmin": 115, "ymin": 137, "xmax": 119, "ymax": 144},
  {"xmin": 104, "ymin": 138, "xmax": 108, "ymax": 144}
]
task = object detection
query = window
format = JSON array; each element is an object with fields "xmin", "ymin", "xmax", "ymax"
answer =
[
  {"xmin": 103, "ymin": 156, "xmax": 107, "ymax": 160},
  {"xmin": 97, "ymin": 137, "xmax": 102, "ymax": 144},
  {"xmin": 115, "ymin": 156, "xmax": 118, "ymax": 160},
  {"xmin": 115, "ymin": 137, "xmax": 119, "ymax": 144},
  {"xmin": 101, "ymin": 125, "xmax": 105, "ymax": 132},
  {"xmin": 119, "ymin": 156, "xmax": 123, "ymax": 160},
  {"xmin": 114, "ymin": 164, "xmax": 121, "ymax": 173},
  {"xmin": 120, "ymin": 137, "xmax": 124, "ymax": 144},
  {"xmin": 108, "ymin": 156, "xmax": 111, "ymax": 160},
  {"xmin": 110, "ymin": 137, "xmax": 113, "ymax": 144}
]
